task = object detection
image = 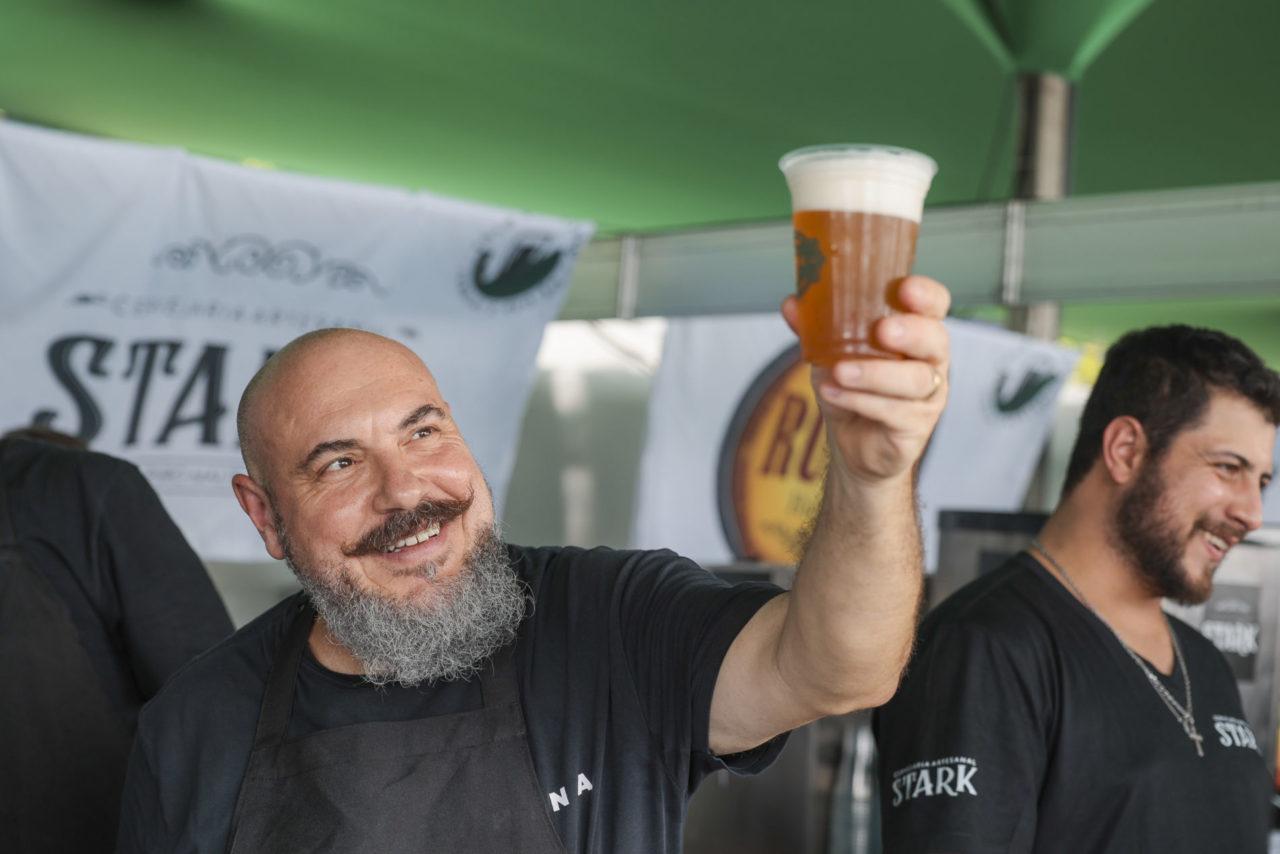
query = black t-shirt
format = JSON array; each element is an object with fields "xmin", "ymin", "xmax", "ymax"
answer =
[
  {"xmin": 874, "ymin": 552, "xmax": 1271, "ymax": 854},
  {"xmin": 2, "ymin": 438, "xmax": 233, "ymax": 730},
  {"xmin": 117, "ymin": 544, "xmax": 787, "ymax": 854}
]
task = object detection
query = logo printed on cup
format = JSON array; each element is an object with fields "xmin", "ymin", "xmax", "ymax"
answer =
[
  {"xmin": 793, "ymin": 231, "xmax": 826, "ymax": 297},
  {"xmin": 780, "ymin": 144, "xmax": 937, "ymax": 365}
]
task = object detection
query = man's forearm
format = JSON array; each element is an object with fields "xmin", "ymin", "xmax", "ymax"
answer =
[
  {"xmin": 776, "ymin": 468, "xmax": 923, "ymax": 714},
  {"xmin": 709, "ymin": 277, "xmax": 949, "ymax": 752}
]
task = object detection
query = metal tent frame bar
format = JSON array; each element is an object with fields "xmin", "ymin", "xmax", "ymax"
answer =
[{"xmin": 561, "ymin": 181, "xmax": 1280, "ymax": 321}]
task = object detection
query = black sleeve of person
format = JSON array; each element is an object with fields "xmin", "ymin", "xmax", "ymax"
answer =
[
  {"xmin": 873, "ymin": 618, "xmax": 1053, "ymax": 854},
  {"xmin": 114, "ymin": 724, "xmax": 163, "ymax": 854},
  {"xmin": 100, "ymin": 461, "xmax": 234, "ymax": 697},
  {"xmin": 611, "ymin": 550, "xmax": 787, "ymax": 790}
]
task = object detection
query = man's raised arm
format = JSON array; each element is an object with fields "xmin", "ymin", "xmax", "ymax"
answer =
[{"xmin": 709, "ymin": 275, "xmax": 951, "ymax": 755}]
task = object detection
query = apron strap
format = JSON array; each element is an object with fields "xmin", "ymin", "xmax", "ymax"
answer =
[
  {"xmin": 249, "ymin": 598, "xmax": 315, "ymax": 751},
  {"xmin": 224, "ymin": 601, "xmax": 312, "ymax": 854}
]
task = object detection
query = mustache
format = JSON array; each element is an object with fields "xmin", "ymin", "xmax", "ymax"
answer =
[
  {"xmin": 1199, "ymin": 519, "xmax": 1248, "ymax": 547},
  {"xmin": 343, "ymin": 493, "xmax": 474, "ymax": 557}
]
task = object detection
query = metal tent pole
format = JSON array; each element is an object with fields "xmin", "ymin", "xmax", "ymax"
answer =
[{"xmin": 1004, "ymin": 72, "xmax": 1074, "ymax": 341}]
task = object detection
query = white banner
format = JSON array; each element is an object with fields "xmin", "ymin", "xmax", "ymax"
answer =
[
  {"xmin": 0, "ymin": 120, "xmax": 593, "ymax": 562},
  {"xmin": 631, "ymin": 315, "xmax": 1079, "ymax": 570}
]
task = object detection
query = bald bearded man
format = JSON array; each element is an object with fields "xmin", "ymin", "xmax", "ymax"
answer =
[{"xmin": 116, "ymin": 277, "xmax": 952, "ymax": 854}]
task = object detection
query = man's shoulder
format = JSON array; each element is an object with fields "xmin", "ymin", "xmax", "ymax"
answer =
[
  {"xmin": 510, "ymin": 543, "xmax": 753, "ymax": 637},
  {"xmin": 880, "ymin": 556, "xmax": 1062, "ymax": 731},
  {"xmin": 139, "ymin": 594, "xmax": 299, "ymax": 733},
  {"xmin": 511, "ymin": 543, "xmax": 701, "ymax": 592},
  {"xmin": 511, "ymin": 543, "xmax": 692, "ymax": 572},
  {"xmin": 122, "ymin": 597, "xmax": 299, "ymax": 854},
  {"xmin": 922, "ymin": 553, "xmax": 1061, "ymax": 647}
]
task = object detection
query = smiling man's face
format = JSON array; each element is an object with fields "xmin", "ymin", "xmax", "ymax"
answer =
[
  {"xmin": 258, "ymin": 333, "xmax": 493, "ymax": 605},
  {"xmin": 1114, "ymin": 390, "xmax": 1275, "ymax": 604},
  {"xmin": 232, "ymin": 331, "xmax": 524, "ymax": 684}
]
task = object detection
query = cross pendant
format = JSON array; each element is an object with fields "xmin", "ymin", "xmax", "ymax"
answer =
[{"xmin": 1180, "ymin": 716, "xmax": 1205, "ymax": 757}]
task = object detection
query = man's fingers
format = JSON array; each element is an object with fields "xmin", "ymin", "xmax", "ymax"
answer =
[
  {"xmin": 872, "ymin": 314, "xmax": 949, "ymax": 364},
  {"xmin": 890, "ymin": 276, "xmax": 951, "ymax": 319},
  {"xmin": 817, "ymin": 384, "xmax": 941, "ymax": 426},
  {"xmin": 829, "ymin": 359, "xmax": 945, "ymax": 401}
]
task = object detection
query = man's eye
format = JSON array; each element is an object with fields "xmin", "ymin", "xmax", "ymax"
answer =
[
  {"xmin": 413, "ymin": 427, "xmax": 436, "ymax": 440},
  {"xmin": 1216, "ymin": 463, "xmax": 1240, "ymax": 476},
  {"xmin": 324, "ymin": 458, "xmax": 353, "ymax": 472}
]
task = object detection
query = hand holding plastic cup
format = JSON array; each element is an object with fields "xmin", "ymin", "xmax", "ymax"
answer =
[{"xmin": 779, "ymin": 144, "xmax": 937, "ymax": 366}]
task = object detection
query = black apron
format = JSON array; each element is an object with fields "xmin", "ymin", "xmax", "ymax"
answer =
[
  {"xmin": 225, "ymin": 601, "xmax": 567, "ymax": 854},
  {"xmin": 0, "ymin": 440, "xmax": 133, "ymax": 853}
]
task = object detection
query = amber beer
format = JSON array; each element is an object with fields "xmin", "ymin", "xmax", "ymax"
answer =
[{"xmin": 779, "ymin": 145, "xmax": 937, "ymax": 365}]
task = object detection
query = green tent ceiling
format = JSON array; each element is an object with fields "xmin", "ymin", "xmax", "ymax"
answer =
[
  {"xmin": 3, "ymin": 0, "xmax": 1278, "ymax": 234},
  {"xmin": 946, "ymin": 0, "xmax": 1155, "ymax": 80}
]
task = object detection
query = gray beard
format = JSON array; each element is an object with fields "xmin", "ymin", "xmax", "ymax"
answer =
[{"xmin": 283, "ymin": 524, "xmax": 527, "ymax": 687}]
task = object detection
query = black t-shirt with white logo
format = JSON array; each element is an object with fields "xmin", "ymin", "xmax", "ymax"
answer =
[
  {"xmin": 874, "ymin": 552, "xmax": 1271, "ymax": 854},
  {"xmin": 117, "ymin": 545, "xmax": 786, "ymax": 853}
]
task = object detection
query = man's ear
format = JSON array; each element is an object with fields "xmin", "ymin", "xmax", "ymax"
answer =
[
  {"xmin": 232, "ymin": 473, "xmax": 286, "ymax": 561},
  {"xmin": 1100, "ymin": 416, "xmax": 1149, "ymax": 487}
]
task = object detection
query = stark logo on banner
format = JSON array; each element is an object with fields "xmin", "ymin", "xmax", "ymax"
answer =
[{"xmin": 0, "ymin": 119, "xmax": 594, "ymax": 562}]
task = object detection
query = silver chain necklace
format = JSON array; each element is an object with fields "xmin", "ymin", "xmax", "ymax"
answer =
[{"xmin": 1030, "ymin": 539, "xmax": 1204, "ymax": 758}]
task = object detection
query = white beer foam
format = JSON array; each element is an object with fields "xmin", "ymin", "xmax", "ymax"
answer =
[{"xmin": 781, "ymin": 146, "xmax": 936, "ymax": 223}]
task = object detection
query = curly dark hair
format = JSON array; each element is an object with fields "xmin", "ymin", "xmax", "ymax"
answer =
[{"xmin": 1061, "ymin": 325, "xmax": 1280, "ymax": 498}]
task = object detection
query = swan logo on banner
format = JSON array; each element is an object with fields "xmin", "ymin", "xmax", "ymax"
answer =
[
  {"xmin": 464, "ymin": 221, "xmax": 577, "ymax": 309},
  {"xmin": 994, "ymin": 353, "xmax": 1062, "ymax": 416}
]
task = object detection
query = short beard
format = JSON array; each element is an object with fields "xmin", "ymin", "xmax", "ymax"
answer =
[
  {"xmin": 1113, "ymin": 457, "xmax": 1211, "ymax": 606},
  {"xmin": 278, "ymin": 517, "xmax": 527, "ymax": 687}
]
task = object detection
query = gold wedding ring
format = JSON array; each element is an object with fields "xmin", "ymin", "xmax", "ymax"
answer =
[{"xmin": 925, "ymin": 369, "xmax": 943, "ymax": 400}]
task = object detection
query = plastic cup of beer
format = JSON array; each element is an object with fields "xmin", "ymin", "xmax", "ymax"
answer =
[{"xmin": 779, "ymin": 144, "xmax": 937, "ymax": 365}]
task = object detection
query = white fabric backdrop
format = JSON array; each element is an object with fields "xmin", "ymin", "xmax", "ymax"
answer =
[
  {"xmin": 0, "ymin": 120, "xmax": 593, "ymax": 561},
  {"xmin": 631, "ymin": 315, "xmax": 1080, "ymax": 570}
]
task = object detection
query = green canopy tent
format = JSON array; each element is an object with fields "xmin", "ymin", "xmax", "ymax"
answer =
[{"xmin": 2, "ymin": 0, "xmax": 1278, "ymax": 361}]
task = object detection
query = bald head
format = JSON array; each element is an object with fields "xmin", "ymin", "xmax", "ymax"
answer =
[{"xmin": 236, "ymin": 328, "xmax": 434, "ymax": 486}]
